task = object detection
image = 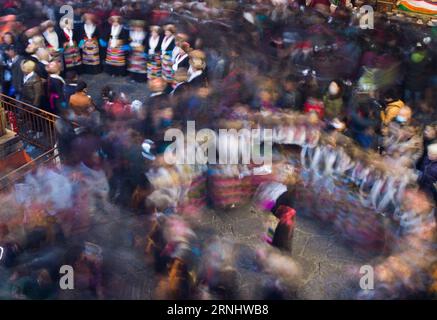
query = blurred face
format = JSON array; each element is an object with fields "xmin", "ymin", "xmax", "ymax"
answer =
[
  {"xmin": 284, "ymin": 81, "xmax": 296, "ymax": 92},
  {"xmin": 47, "ymin": 26, "xmax": 55, "ymax": 32},
  {"xmin": 151, "ymin": 30, "xmax": 159, "ymax": 38},
  {"xmin": 3, "ymin": 34, "xmax": 13, "ymax": 45},
  {"xmin": 85, "ymin": 19, "xmax": 94, "ymax": 26},
  {"xmin": 424, "ymin": 125, "xmax": 436, "ymax": 140},
  {"xmin": 165, "ymin": 30, "xmax": 172, "ymax": 37}
]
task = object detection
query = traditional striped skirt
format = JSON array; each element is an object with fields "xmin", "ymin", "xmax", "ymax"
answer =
[
  {"xmin": 161, "ymin": 51, "xmax": 174, "ymax": 82},
  {"xmin": 128, "ymin": 45, "xmax": 147, "ymax": 74},
  {"xmin": 147, "ymin": 53, "xmax": 162, "ymax": 80},
  {"xmin": 106, "ymin": 45, "xmax": 126, "ymax": 67},
  {"xmin": 82, "ymin": 38, "xmax": 100, "ymax": 66},
  {"xmin": 208, "ymin": 165, "xmax": 251, "ymax": 210},
  {"xmin": 63, "ymin": 42, "xmax": 82, "ymax": 69}
]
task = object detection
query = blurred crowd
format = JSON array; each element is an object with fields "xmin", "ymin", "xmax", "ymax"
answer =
[{"xmin": 0, "ymin": 0, "xmax": 436, "ymax": 300}]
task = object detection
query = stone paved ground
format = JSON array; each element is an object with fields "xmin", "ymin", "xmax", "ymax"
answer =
[{"xmin": 55, "ymin": 202, "xmax": 377, "ymax": 300}]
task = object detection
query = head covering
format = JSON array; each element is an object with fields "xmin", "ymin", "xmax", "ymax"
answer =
[
  {"xmin": 163, "ymin": 24, "xmax": 176, "ymax": 34},
  {"xmin": 82, "ymin": 12, "xmax": 98, "ymax": 24},
  {"xmin": 150, "ymin": 25, "xmax": 161, "ymax": 33},
  {"xmin": 108, "ymin": 10, "xmax": 122, "ymax": 24},
  {"xmin": 40, "ymin": 20, "xmax": 55, "ymax": 31},
  {"xmin": 189, "ymin": 50, "xmax": 206, "ymax": 70},
  {"xmin": 130, "ymin": 20, "xmax": 145, "ymax": 28}
]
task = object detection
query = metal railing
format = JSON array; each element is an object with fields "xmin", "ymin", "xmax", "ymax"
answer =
[
  {"xmin": 0, "ymin": 94, "xmax": 59, "ymax": 151},
  {"xmin": 0, "ymin": 147, "xmax": 60, "ymax": 191}
]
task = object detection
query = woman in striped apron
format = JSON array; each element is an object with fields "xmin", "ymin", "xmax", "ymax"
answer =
[
  {"xmin": 59, "ymin": 17, "xmax": 82, "ymax": 73},
  {"xmin": 146, "ymin": 25, "xmax": 163, "ymax": 81},
  {"xmin": 79, "ymin": 12, "xmax": 102, "ymax": 74},
  {"xmin": 40, "ymin": 20, "xmax": 63, "ymax": 69},
  {"xmin": 103, "ymin": 11, "xmax": 129, "ymax": 77},
  {"xmin": 127, "ymin": 20, "xmax": 147, "ymax": 82},
  {"xmin": 160, "ymin": 24, "xmax": 176, "ymax": 83}
]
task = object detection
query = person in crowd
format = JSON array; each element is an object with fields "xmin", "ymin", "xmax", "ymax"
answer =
[
  {"xmin": 4, "ymin": 44, "xmax": 23, "ymax": 98},
  {"xmin": 187, "ymin": 49, "xmax": 208, "ymax": 87},
  {"xmin": 20, "ymin": 59, "xmax": 43, "ymax": 107},
  {"xmin": 417, "ymin": 122, "xmax": 437, "ymax": 171},
  {"xmin": 160, "ymin": 24, "xmax": 176, "ymax": 83},
  {"xmin": 172, "ymin": 40, "xmax": 191, "ymax": 75},
  {"xmin": 380, "ymin": 89, "xmax": 405, "ymax": 127},
  {"xmin": 418, "ymin": 143, "xmax": 437, "ymax": 204},
  {"xmin": 79, "ymin": 12, "xmax": 102, "ymax": 75},
  {"xmin": 323, "ymin": 80, "xmax": 344, "ymax": 120},
  {"xmin": 63, "ymin": 70, "xmax": 78, "ymax": 103},
  {"xmin": 127, "ymin": 19, "xmax": 147, "ymax": 82},
  {"xmin": 404, "ymin": 42, "xmax": 432, "ymax": 106},
  {"xmin": 45, "ymin": 60, "xmax": 65, "ymax": 114},
  {"xmin": 103, "ymin": 11, "xmax": 129, "ymax": 77},
  {"xmin": 69, "ymin": 80, "xmax": 95, "ymax": 118},
  {"xmin": 271, "ymin": 205, "xmax": 296, "ymax": 253},
  {"xmin": 58, "ymin": 17, "xmax": 82, "ymax": 73},
  {"xmin": 276, "ymin": 75, "xmax": 303, "ymax": 111},
  {"xmin": 40, "ymin": 20, "xmax": 62, "ymax": 66}
]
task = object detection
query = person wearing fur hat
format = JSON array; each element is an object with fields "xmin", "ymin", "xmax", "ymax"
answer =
[
  {"xmin": 102, "ymin": 11, "xmax": 130, "ymax": 77},
  {"xmin": 78, "ymin": 12, "xmax": 102, "ymax": 74},
  {"xmin": 20, "ymin": 60, "xmax": 43, "ymax": 107},
  {"xmin": 45, "ymin": 61, "xmax": 66, "ymax": 114},
  {"xmin": 172, "ymin": 40, "xmax": 191, "ymax": 75},
  {"xmin": 59, "ymin": 17, "xmax": 82, "ymax": 73},
  {"xmin": 271, "ymin": 205, "xmax": 296, "ymax": 253},
  {"xmin": 146, "ymin": 25, "xmax": 163, "ymax": 81},
  {"xmin": 127, "ymin": 20, "xmax": 147, "ymax": 82},
  {"xmin": 160, "ymin": 24, "xmax": 177, "ymax": 83},
  {"xmin": 187, "ymin": 49, "xmax": 207, "ymax": 88}
]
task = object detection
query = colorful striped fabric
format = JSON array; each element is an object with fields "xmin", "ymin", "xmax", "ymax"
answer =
[
  {"xmin": 161, "ymin": 52, "xmax": 174, "ymax": 82},
  {"xmin": 398, "ymin": 0, "xmax": 437, "ymax": 15},
  {"xmin": 106, "ymin": 46, "xmax": 126, "ymax": 67},
  {"xmin": 63, "ymin": 42, "xmax": 82, "ymax": 68},
  {"xmin": 128, "ymin": 44, "xmax": 147, "ymax": 74},
  {"xmin": 147, "ymin": 53, "xmax": 162, "ymax": 79}
]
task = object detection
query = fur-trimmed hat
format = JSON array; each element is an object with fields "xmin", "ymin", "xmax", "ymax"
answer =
[
  {"xmin": 149, "ymin": 25, "xmax": 161, "ymax": 34},
  {"xmin": 163, "ymin": 24, "xmax": 176, "ymax": 34},
  {"xmin": 21, "ymin": 60, "xmax": 36, "ymax": 73},
  {"xmin": 82, "ymin": 12, "xmax": 98, "ymax": 24},
  {"xmin": 129, "ymin": 19, "xmax": 145, "ymax": 28}
]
